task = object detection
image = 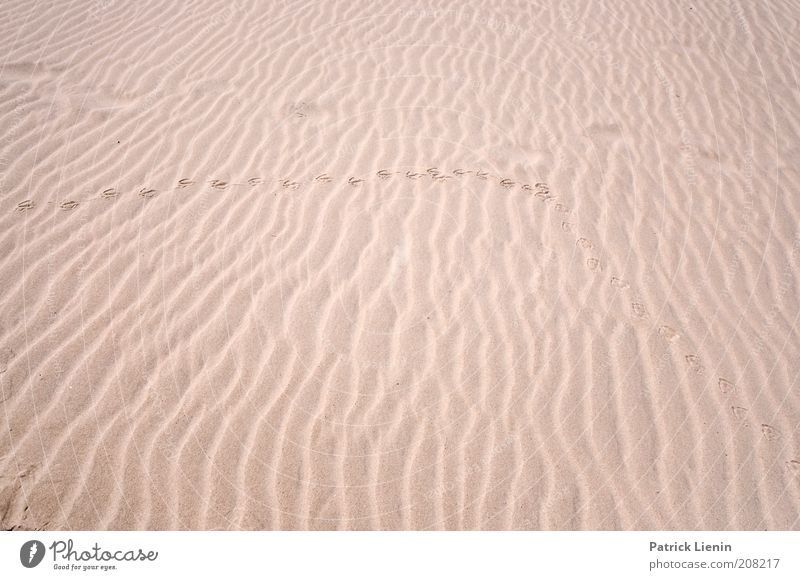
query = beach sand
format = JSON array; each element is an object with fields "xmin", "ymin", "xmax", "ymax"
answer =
[{"xmin": 1, "ymin": 0, "xmax": 799, "ymax": 530}]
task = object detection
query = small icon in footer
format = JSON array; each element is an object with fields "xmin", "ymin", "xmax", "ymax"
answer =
[{"xmin": 20, "ymin": 540, "xmax": 46, "ymax": 568}]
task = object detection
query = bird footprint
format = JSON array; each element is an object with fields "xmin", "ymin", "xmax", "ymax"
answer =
[
  {"xmin": 15, "ymin": 200, "xmax": 35, "ymax": 212},
  {"xmin": 405, "ymin": 171, "xmax": 424, "ymax": 180},
  {"xmin": 281, "ymin": 179, "xmax": 300, "ymax": 190},
  {"xmin": 314, "ymin": 174, "xmax": 332, "ymax": 183},
  {"xmin": 761, "ymin": 424, "xmax": 781, "ymax": 442},
  {"xmin": 731, "ymin": 406, "xmax": 748, "ymax": 422},
  {"xmin": 475, "ymin": 170, "xmax": 488, "ymax": 180},
  {"xmin": 499, "ymin": 179, "xmax": 515, "ymax": 189},
  {"xmin": 610, "ymin": 276, "xmax": 629, "ymax": 289},
  {"xmin": 685, "ymin": 354, "xmax": 705, "ymax": 375},
  {"xmin": 138, "ymin": 188, "xmax": 157, "ymax": 199},
  {"xmin": 718, "ymin": 378, "xmax": 736, "ymax": 394},
  {"xmin": 247, "ymin": 177, "xmax": 263, "ymax": 186},
  {"xmin": 210, "ymin": 180, "xmax": 228, "ymax": 190},
  {"xmin": 347, "ymin": 177, "xmax": 364, "ymax": 186},
  {"xmin": 658, "ymin": 325, "xmax": 680, "ymax": 342},
  {"xmin": 377, "ymin": 170, "xmax": 392, "ymax": 180},
  {"xmin": 178, "ymin": 178, "xmax": 194, "ymax": 188},
  {"xmin": 453, "ymin": 169, "xmax": 471, "ymax": 176},
  {"xmin": 101, "ymin": 188, "xmax": 118, "ymax": 199},
  {"xmin": 60, "ymin": 200, "xmax": 79, "ymax": 210}
]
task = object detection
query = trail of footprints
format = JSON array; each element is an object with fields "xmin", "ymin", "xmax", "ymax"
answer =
[
  {"xmin": 559, "ymin": 198, "xmax": 791, "ymax": 466},
  {"xmin": 8, "ymin": 165, "xmax": 799, "ymax": 478}
]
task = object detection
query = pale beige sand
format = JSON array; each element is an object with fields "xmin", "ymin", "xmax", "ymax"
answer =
[{"xmin": 1, "ymin": 0, "xmax": 799, "ymax": 530}]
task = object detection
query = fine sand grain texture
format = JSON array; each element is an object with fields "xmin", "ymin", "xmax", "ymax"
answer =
[{"xmin": 1, "ymin": 1, "xmax": 799, "ymax": 530}]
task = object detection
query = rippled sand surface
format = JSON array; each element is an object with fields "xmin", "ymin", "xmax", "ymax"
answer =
[{"xmin": 1, "ymin": 1, "xmax": 799, "ymax": 529}]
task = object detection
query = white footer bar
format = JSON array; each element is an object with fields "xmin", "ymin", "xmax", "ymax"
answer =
[{"xmin": 2, "ymin": 531, "xmax": 798, "ymax": 579}]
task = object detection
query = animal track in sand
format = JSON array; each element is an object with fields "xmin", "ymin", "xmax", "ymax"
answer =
[
  {"xmin": 534, "ymin": 183, "xmax": 553, "ymax": 200},
  {"xmin": 685, "ymin": 354, "xmax": 705, "ymax": 375},
  {"xmin": 761, "ymin": 424, "xmax": 781, "ymax": 442},
  {"xmin": 0, "ymin": 165, "xmax": 708, "ymax": 441},
  {"xmin": 658, "ymin": 325, "xmax": 680, "ymax": 342},
  {"xmin": 15, "ymin": 200, "xmax": 35, "ymax": 211},
  {"xmin": 0, "ymin": 166, "xmax": 760, "ymax": 451},
  {"xmin": 536, "ymin": 191, "xmax": 555, "ymax": 202},
  {"xmin": 289, "ymin": 101, "xmax": 309, "ymax": 118},
  {"xmin": 731, "ymin": 406, "xmax": 748, "ymax": 422},
  {"xmin": 9, "ymin": 168, "xmax": 556, "ymax": 215},
  {"xmin": 562, "ymin": 224, "xmax": 787, "ymax": 464},
  {"xmin": 8, "ymin": 165, "xmax": 794, "ymax": 474}
]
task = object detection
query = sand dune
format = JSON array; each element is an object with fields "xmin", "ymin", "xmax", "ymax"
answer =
[{"xmin": 1, "ymin": 0, "xmax": 799, "ymax": 530}]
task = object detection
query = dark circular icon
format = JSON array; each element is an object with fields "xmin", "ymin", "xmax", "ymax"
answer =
[{"xmin": 20, "ymin": 540, "xmax": 46, "ymax": 568}]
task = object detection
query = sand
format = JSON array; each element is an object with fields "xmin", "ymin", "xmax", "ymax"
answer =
[{"xmin": 1, "ymin": 0, "xmax": 799, "ymax": 530}]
